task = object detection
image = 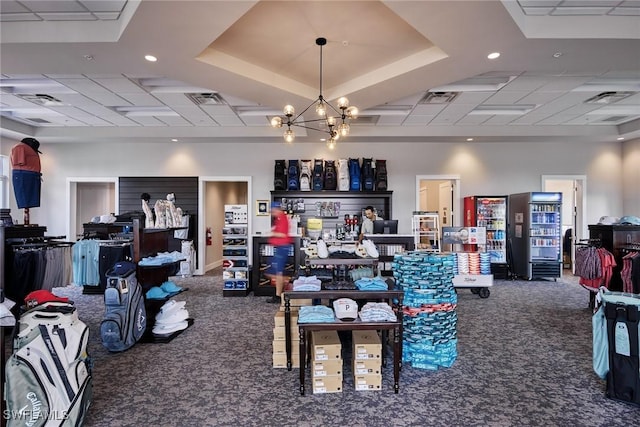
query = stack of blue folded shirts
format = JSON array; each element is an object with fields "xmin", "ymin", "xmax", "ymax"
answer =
[
  {"xmin": 138, "ymin": 251, "xmax": 186, "ymax": 266},
  {"xmin": 355, "ymin": 277, "xmax": 388, "ymax": 291},
  {"xmin": 297, "ymin": 305, "xmax": 335, "ymax": 323},
  {"xmin": 359, "ymin": 302, "xmax": 397, "ymax": 322},
  {"xmin": 292, "ymin": 275, "xmax": 321, "ymax": 291}
]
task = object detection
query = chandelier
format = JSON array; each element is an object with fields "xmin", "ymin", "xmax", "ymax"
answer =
[{"xmin": 270, "ymin": 37, "xmax": 358, "ymax": 149}]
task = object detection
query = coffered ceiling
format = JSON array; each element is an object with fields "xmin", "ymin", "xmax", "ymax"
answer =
[{"xmin": 0, "ymin": 0, "xmax": 639, "ymax": 145}]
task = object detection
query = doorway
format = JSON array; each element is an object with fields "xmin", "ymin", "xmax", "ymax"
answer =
[
  {"xmin": 67, "ymin": 178, "xmax": 118, "ymax": 241},
  {"xmin": 542, "ymin": 175, "xmax": 587, "ymax": 275},
  {"xmin": 198, "ymin": 176, "xmax": 252, "ymax": 275},
  {"xmin": 415, "ymin": 175, "xmax": 461, "ymax": 228}
]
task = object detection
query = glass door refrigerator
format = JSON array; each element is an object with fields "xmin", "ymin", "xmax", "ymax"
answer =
[
  {"xmin": 508, "ymin": 192, "xmax": 562, "ymax": 280},
  {"xmin": 463, "ymin": 196, "xmax": 509, "ymax": 278}
]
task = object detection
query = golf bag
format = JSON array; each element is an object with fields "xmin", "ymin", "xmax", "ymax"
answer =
[
  {"xmin": 299, "ymin": 160, "xmax": 312, "ymax": 191},
  {"xmin": 100, "ymin": 261, "xmax": 147, "ymax": 352},
  {"xmin": 287, "ymin": 160, "xmax": 300, "ymax": 191},
  {"xmin": 337, "ymin": 159, "xmax": 350, "ymax": 191},
  {"xmin": 312, "ymin": 159, "xmax": 324, "ymax": 191},
  {"xmin": 5, "ymin": 302, "xmax": 92, "ymax": 427},
  {"xmin": 593, "ymin": 291, "xmax": 640, "ymax": 406},
  {"xmin": 274, "ymin": 160, "xmax": 287, "ymax": 191},
  {"xmin": 375, "ymin": 159, "xmax": 388, "ymax": 191},
  {"xmin": 324, "ymin": 160, "xmax": 337, "ymax": 190},
  {"xmin": 349, "ymin": 158, "xmax": 361, "ymax": 191},
  {"xmin": 361, "ymin": 158, "xmax": 375, "ymax": 191}
]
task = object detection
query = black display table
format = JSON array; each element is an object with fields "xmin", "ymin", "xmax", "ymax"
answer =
[{"xmin": 283, "ymin": 288, "xmax": 404, "ymax": 395}]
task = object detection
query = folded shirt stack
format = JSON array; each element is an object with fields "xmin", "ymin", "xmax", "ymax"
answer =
[
  {"xmin": 354, "ymin": 277, "xmax": 389, "ymax": 291},
  {"xmin": 292, "ymin": 275, "xmax": 322, "ymax": 291},
  {"xmin": 297, "ymin": 305, "xmax": 335, "ymax": 323},
  {"xmin": 152, "ymin": 299, "xmax": 190, "ymax": 336},
  {"xmin": 138, "ymin": 251, "xmax": 186, "ymax": 266},
  {"xmin": 359, "ymin": 302, "xmax": 397, "ymax": 322}
]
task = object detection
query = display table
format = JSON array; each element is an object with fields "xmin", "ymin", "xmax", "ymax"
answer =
[{"xmin": 283, "ymin": 289, "xmax": 404, "ymax": 395}]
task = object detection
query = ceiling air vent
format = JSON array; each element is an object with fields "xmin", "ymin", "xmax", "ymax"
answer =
[
  {"xmin": 18, "ymin": 93, "xmax": 64, "ymax": 106},
  {"xmin": 186, "ymin": 92, "xmax": 225, "ymax": 105},
  {"xmin": 419, "ymin": 91, "xmax": 459, "ymax": 104},
  {"xmin": 585, "ymin": 91, "xmax": 635, "ymax": 104},
  {"xmin": 25, "ymin": 118, "xmax": 51, "ymax": 124}
]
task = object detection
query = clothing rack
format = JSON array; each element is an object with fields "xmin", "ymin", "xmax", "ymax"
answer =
[{"xmin": 575, "ymin": 238, "xmax": 602, "ymax": 247}]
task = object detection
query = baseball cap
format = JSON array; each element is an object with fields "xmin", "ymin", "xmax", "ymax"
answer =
[
  {"xmin": 24, "ymin": 289, "xmax": 69, "ymax": 309},
  {"xmin": 21, "ymin": 137, "xmax": 42, "ymax": 154},
  {"xmin": 333, "ymin": 298, "xmax": 358, "ymax": 321},
  {"xmin": 271, "ymin": 202, "xmax": 282, "ymax": 210}
]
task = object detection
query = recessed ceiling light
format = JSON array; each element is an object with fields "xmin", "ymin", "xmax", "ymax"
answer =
[
  {"xmin": 487, "ymin": 52, "xmax": 500, "ymax": 60},
  {"xmin": 144, "ymin": 55, "xmax": 157, "ymax": 62},
  {"xmin": 617, "ymin": 137, "xmax": 624, "ymax": 141},
  {"xmin": 466, "ymin": 138, "xmax": 474, "ymax": 142},
  {"xmin": 171, "ymin": 138, "xmax": 178, "ymax": 142},
  {"xmin": 553, "ymin": 52, "xmax": 563, "ymax": 58},
  {"xmin": 83, "ymin": 54, "xmax": 94, "ymax": 61}
]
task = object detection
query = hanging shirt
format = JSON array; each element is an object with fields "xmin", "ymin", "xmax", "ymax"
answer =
[{"xmin": 10, "ymin": 143, "xmax": 41, "ymax": 173}]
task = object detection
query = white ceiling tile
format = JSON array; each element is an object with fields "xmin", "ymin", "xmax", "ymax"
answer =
[
  {"xmin": 48, "ymin": 106, "xmax": 114, "ymax": 125},
  {"xmin": 200, "ymin": 104, "xmax": 237, "ymax": 116},
  {"xmin": 117, "ymin": 93, "xmax": 163, "ymax": 106},
  {"xmin": 156, "ymin": 116, "xmax": 192, "ymax": 126},
  {"xmin": 0, "ymin": 1, "xmax": 30, "ymax": 13},
  {"xmin": 451, "ymin": 92, "xmax": 494, "ymax": 104},
  {"xmin": 482, "ymin": 115, "xmax": 521, "ymax": 125},
  {"xmin": 430, "ymin": 104, "xmax": 476, "ymax": 124},
  {"xmin": 522, "ymin": 7, "xmax": 555, "ymax": 15},
  {"xmin": 609, "ymin": 7, "xmax": 640, "ymax": 15},
  {"xmin": 126, "ymin": 116, "xmax": 165, "ymax": 126},
  {"xmin": 560, "ymin": 1, "xmax": 621, "ymax": 7},
  {"xmin": 517, "ymin": 91, "xmax": 565, "ymax": 105},
  {"xmin": 456, "ymin": 115, "xmax": 490, "ymax": 125},
  {"xmin": 376, "ymin": 115, "xmax": 405, "ymax": 125},
  {"xmin": 551, "ymin": 7, "xmax": 613, "ymax": 15},
  {"xmin": 402, "ymin": 115, "xmax": 434, "ymax": 125},
  {"xmin": 92, "ymin": 12, "xmax": 120, "ymax": 20},
  {"xmin": 0, "ymin": 13, "xmax": 41, "ymax": 21},
  {"xmin": 484, "ymin": 91, "xmax": 530, "ymax": 104},
  {"xmin": 169, "ymin": 105, "xmax": 218, "ymax": 125},
  {"xmin": 411, "ymin": 104, "xmax": 447, "ymax": 115},
  {"xmin": 79, "ymin": 0, "xmax": 127, "ymax": 13},
  {"xmin": 91, "ymin": 77, "xmax": 145, "ymax": 93},
  {"xmin": 37, "ymin": 12, "xmax": 97, "ymax": 21},
  {"xmin": 211, "ymin": 115, "xmax": 243, "ymax": 126},
  {"xmin": 20, "ymin": 1, "xmax": 87, "ymax": 13},
  {"xmin": 502, "ymin": 76, "xmax": 550, "ymax": 92},
  {"xmin": 518, "ymin": 0, "xmax": 562, "ymax": 7},
  {"xmin": 153, "ymin": 93, "xmax": 197, "ymax": 107},
  {"xmin": 241, "ymin": 115, "xmax": 270, "ymax": 126}
]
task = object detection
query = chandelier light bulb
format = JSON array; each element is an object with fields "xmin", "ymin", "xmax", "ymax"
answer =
[
  {"xmin": 337, "ymin": 97, "xmax": 349, "ymax": 109},
  {"xmin": 284, "ymin": 105, "xmax": 295, "ymax": 116},
  {"xmin": 316, "ymin": 101, "xmax": 326, "ymax": 116},
  {"xmin": 346, "ymin": 106, "xmax": 358, "ymax": 119},
  {"xmin": 330, "ymin": 130, "xmax": 339, "ymax": 141},
  {"xmin": 271, "ymin": 116, "xmax": 282, "ymax": 128},
  {"xmin": 327, "ymin": 139, "xmax": 336, "ymax": 150},
  {"xmin": 338, "ymin": 123, "xmax": 350, "ymax": 137},
  {"xmin": 327, "ymin": 116, "xmax": 336, "ymax": 126},
  {"xmin": 284, "ymin": 129, "xmax": 295, "ymax": 143}
]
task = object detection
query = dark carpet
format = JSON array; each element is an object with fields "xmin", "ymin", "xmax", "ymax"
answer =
[{"xmin": 18, "ymin": 274, "xmax": 640, "ymax": 426}]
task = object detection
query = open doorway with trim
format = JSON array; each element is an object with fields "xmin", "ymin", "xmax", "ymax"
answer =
[
  {"xmin": 415, "ymin": 174, "xmax": 461, "ymax": 231},
  {"xmin": 542, "ymin": 175, "xmax": 586, "ymax": 275},
  {"xmin": 198, "ymin": 176, "xmax": 252, "ymax": 276},
  {"xmin": 66, "ymin": 177, "xmax": 118, "ymax": 242}
]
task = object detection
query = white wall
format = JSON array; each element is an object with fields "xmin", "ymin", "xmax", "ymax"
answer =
[
  {"xmin": 622, "ymin": 138, "xmax": 640, "ymax": 216},
  {"xmin": 0, "ymin": 138, "xmax": 632, "ymax": 237}
]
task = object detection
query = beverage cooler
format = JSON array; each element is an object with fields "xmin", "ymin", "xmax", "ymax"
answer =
[
  {"xmin": 508, "ymin": 192, "xmax": 562, "ymax": 280},
  {"xmin": 463, "ymin": 196, "xmax": 508, "ymax": 278}
]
